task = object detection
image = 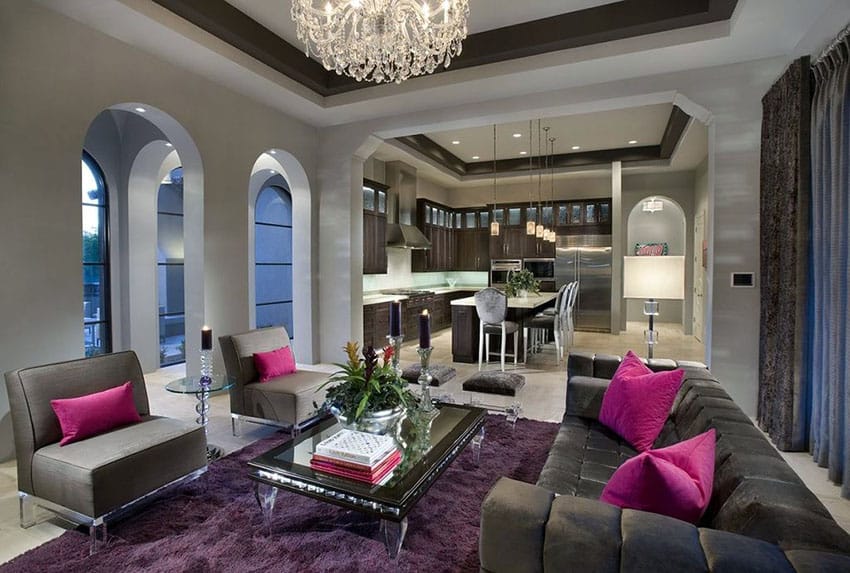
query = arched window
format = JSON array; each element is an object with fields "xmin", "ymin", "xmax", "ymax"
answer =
[
  {"xmin": 157, "ymin": 167, "xmax": 185, "ymax": 366},
  {"xmin": 255, "ymin": 185, "xmax": 294, "ymax": 338},
  {"xmin": 82, "ymin": 152, "xmax": 111, "ymax": 356}
]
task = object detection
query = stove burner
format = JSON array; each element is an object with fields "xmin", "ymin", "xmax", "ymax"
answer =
[{"xmin": 382, "ymin": 289, "xmax": 435, "ymax": 297}]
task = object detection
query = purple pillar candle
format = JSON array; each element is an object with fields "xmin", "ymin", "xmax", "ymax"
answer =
[
  {"xmin": 201, "ymin": 326, "xmax": 213, "ymax": 350},
  {"xmin": 419, "ymin": 310, "xmax": 431, "ymax": 349},
  {"xmin": 389, "ymin": 300, "xmax": 402, "ymax": 337}
]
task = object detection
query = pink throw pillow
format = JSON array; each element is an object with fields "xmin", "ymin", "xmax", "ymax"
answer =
[
  {"xmin": 598, "ymin": 350, "xmax": 684, "ymax": 451},
  {"xmin": 600, "ymin": 429, "xmax": 716, "ymax": 523},
  {"xmin": 254, "ymin": 346, "xmax": 297, "ymax": 382},
  {"xmin": 51, "ymin": 381, "xmax": 142, "ymax": 446}
]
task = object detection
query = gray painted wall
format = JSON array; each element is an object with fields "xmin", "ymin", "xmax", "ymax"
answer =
[{"xmin": 0, "ymin": 1, "xmax": 318, "ymax": 461}]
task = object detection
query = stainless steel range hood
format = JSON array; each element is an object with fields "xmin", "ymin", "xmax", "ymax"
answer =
[
  {"xmin": 384, "ymin": 163, "xmax": 431, "ymax": 250},
  {"xmin": 386, "ymin": 224, "xmax": 431, "ymax": 250}
]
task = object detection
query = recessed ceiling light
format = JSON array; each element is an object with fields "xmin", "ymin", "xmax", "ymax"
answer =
[
  {"xmin": 628, "ymin": 140, "xmax": 638, "ymax": 145},
  {"xmin": 519, "ymin": 151, "xmax": 528, "ymax": 155},
  {"xmin": 134, "ymin": 107, "xmax": 146, "ymax": 113},
  {"xmin": 451, "ymin": 140, "xmax": 460, "ymax": 145},
  {"xmin": 270, "ymin": 169, "xmax": 276, "ymax": 174},
  {"xmin": 270, "ymin": 150, "xmax": 277, "ymax": 155},
  {"xmin": 472, "ymin": 155, "xmax": 480, "ymax": 160},
  {"xmin": 571, "ymin": 145, "xmax": 580, "ymax": 150},
  {"xmin": 165, "ymin": 142, "xmax": 173, "ymax": 147},
  {"xmin": 512, "ymin": 133, "xmax": 522, "ymax": 138}
]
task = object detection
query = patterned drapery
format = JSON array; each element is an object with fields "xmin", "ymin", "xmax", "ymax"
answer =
[{"xmin": 757, "ymin": 57, "xmax": 811, "ymax": 451}]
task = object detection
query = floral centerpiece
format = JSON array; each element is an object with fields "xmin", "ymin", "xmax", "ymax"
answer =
[
  {"xmin": 318, "ymin": 342, "xmax": 418, "ymax": 435},
  {"xmin": 504, "ymin": 268, "xmax": 540, "ymax": 298}
]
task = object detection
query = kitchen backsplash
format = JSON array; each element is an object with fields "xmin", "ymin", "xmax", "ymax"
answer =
[{"xmin": 363, "ymin": 249, "xmax": 487, "ymax": 292}]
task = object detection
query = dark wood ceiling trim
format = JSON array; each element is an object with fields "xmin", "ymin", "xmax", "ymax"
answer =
[
  {"xmin": 464, "ymin": 146, "xmax": 662, "ymax": 176},
  {"xmin": 153, "ymin": 0, "xmax": 738, "ymax": 98},
  {"xmin": 659, "ymin": 106, "xmax": 691, "ymax": 159},
  {"xmin": 394, "ymin": 135, "xmax": 468, "ymax": 176},
  {"xmin": 393, "ymin": 106, "xmax": 693, "ymax": 176},
  {"xmin": 151, "ymin": 0, "xmax": 330, "ymax": 93}
]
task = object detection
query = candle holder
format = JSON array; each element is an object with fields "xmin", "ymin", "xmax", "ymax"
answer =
[
  {"xmin": 386, "ymin": 334, "xmax": 404, "ymax": 378},
  {"xmin": 198, "ymin": 348, "xmax": 213, "ymax": 429},
  {"xmin": 416, "ymin": 346, "xmax": 435, "ymax": 413}
]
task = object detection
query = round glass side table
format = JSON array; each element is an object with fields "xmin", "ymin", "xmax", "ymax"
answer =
[{"xmin": 166, "ymin": 375, "xmax": 235, "ymax": 460}]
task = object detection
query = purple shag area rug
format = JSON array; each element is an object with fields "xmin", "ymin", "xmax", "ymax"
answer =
[{"xmin": 2, "ymin": 416, "xmax": 557, "ymax": 573}]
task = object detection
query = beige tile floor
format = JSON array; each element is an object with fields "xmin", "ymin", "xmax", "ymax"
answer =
[{"xmin": 0, "ymin": 321, "xmax": 847, "ymax": 564}]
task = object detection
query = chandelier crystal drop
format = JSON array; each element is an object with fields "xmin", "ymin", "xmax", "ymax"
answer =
[{"xmin": 291, "ymin": 0, "xmax": 470, "ymax": 84}]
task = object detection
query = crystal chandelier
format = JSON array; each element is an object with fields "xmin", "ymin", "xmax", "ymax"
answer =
[{"xmin": 290, "ymin": 0, "xmax": 470, "ymax": 84}]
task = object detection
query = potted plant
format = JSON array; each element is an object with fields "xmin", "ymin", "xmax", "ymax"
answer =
[
  {"xmin": 319, "ymin": 342, "xmax": 418, "ymax": 435},
  {"xmin": 504, "ymin": 268, "xmax": 540, "ymax": 298}
]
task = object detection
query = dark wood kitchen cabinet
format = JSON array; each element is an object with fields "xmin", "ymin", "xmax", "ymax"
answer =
[
  {"xmin": 523, "ymin": 233, "xmax": 556, "ymax": 258},
  {"xmin": 363, "ymin": 301, "xmax": 391, "ymax": 348},
  {"xmin": 363, "ymin": 180, "xmax": 388, "ymax": 275},
  {"xmin": 412, "ymin": 199, "xmax": 457, "ymax": 272},
  {"xmin": 490, "ymin": 227, "xmax": 524, "ymax": 259},
  {"xmin": 455, "ymin": 209, "xmax": 490, "ymax": 271}
]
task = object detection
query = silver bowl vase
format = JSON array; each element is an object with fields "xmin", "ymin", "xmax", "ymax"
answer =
[{"xmin": 330, "ymin": 405, "xmax": 406, "ymax": 435}]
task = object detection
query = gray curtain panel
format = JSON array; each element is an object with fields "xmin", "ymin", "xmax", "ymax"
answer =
[
  {"xmin": 810, "ymin": 34, "xmax": 850, "ymax": 498},
  {"xmin": 757, "ymin": 57, "xmax": 811, "ymax": 452}
]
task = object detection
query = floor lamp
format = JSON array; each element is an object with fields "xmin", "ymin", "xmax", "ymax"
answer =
[{"xmin": 623, "ymin": 256, "xmax": 685, "ymax": 358}]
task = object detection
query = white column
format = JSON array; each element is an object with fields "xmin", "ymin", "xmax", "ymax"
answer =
[{"xmin": 610, "ymin": 161, "xmax": 623, "ymax": 333}]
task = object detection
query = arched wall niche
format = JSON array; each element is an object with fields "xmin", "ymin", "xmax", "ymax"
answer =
[
  {"xmin": 82, "ymin": 103, "xmax": 205, "ymax": 374},
  {"xmin": 625, "ymin": 195, "xmax": 687, "ymax": 325},
  {"xmin": 248, "ymin": 150, "xmax": 317, "ymax": 363}
]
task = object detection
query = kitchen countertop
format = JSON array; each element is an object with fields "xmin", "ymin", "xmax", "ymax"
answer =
[
  {"xmin": 362, "ymin": 286, "xmax": 485, "ymax": 305},
  {"xmin": 450, "ymin": 292, "xmax": 558, "ymax": 309}
]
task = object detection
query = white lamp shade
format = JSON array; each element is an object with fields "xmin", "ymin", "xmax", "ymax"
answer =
[{"xmin": 623, "ymin": 256, "xmax": 685, "ymax": 299}]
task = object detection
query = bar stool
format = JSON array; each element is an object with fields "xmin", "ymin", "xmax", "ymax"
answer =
[
  {"xmin": 475, "ymin": 288, "xmax": 519, "ymax": 372},
  {"xmin": 529, "ymin": 282, "xmax": 573, "ymax": 363}
]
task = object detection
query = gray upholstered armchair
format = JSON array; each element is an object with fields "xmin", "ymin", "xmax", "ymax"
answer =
[
  {"xmin": 4, "ymin": 351, "xmax": 207, "ymax": 553},
  {"xmin": 219, "ymin": 326, "xmax": 328, "ymax": 437}
]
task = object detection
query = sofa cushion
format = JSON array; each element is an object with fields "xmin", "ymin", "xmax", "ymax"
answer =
[
  {"xmin": 254, "ymin": 346, "xmax": 296, "ymax": 382},
  {"xmin": 31, "ymin": 415, "xmax": 206, "ymax": 517},
  {"xmin": 711, "ymin": 479, "xmax": 850, "ymax": 553},
  {"xmin": 243, "ymin": 370, "xmax": 328, "ymax": 424},
  {"xmin": 50, "ymin": 381, "xmax": 141, "ymax": 446},
  {"xmin": 601, "ymin": 430, "xmax": 715, "ymax": 523},
  {"xmin": 699, "ymin": 529, "xmax": 796, "ymax": 573},
  {"xmin": 599, "ymin": 351, "xmax": 684, "ymax": 451},
  {"xmin": 538, "ymin": 415, "xmax": 636, "ymax": 496}
]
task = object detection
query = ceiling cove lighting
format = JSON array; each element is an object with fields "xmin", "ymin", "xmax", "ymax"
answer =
[
  {"xmin": 291, "ymin": 0, "xmax": 470, "ymax": 84},
  {"xmin": 642, "ymin": 197, "xmax": 663, "ymax": 213}
]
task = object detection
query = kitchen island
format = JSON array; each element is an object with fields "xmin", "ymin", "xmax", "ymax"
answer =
[{"xmin": 450, "ymin": 292, "xmax": 558, "ymax": 363}]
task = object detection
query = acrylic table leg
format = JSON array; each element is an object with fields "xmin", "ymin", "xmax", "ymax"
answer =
[
  {"xmin": 254, "ymin": 482, "xmax": 278, "ymax": 532},
  {"xmin": 471, "ymin": 426, "xmax": 486, "ymax": 466},
  {"xmin": 380, "ymin": 517, "xmax": 408, "ymax": 559}
]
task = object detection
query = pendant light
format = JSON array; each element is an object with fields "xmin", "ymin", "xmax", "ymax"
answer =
[
  {"xmin": 526, "ymin": 119, "xmax": 536, "ymax": 235},
  {"xmin": 535, "ymin": 120, "xmax": 544, "ymax": 239},
  {"xmin": 548, "ymin": 136, "xmax": 557, "ymax": 243},
  {"xmin": 542, "ymin": 126, "xmax": 551, "ymax": 239},
  {"xmin": 490, "ymin": 124, "xmax": 500, "ymax": 236}
]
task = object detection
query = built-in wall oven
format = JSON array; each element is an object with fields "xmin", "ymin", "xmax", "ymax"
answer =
[
  {"xmin": 490, "ymin": 259, "xmax": 522, "ymax": 288},
  {"xmin": 523, "ymin": 258, "xmax": 556, "ymax": 292}
]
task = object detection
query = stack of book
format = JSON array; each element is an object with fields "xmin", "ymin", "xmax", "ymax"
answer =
[{"xmin": 310, "ymin": 429, "xmax": 401, "ymax": 485}]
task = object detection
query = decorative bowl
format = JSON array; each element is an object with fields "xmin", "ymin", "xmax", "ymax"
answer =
[{"xmin": 330, "ymin": 405, "xmax": 406, "ymax": 435}]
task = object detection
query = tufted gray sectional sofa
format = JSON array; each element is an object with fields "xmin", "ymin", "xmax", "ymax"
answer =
[{"xmin": 479, "ymin": 352, "xmax": 850, "ymax": 572}]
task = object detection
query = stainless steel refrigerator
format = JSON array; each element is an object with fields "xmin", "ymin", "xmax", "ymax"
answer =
[{"xmin": 555, "ymin": 235, "xmax": 612, "ymax": 332}]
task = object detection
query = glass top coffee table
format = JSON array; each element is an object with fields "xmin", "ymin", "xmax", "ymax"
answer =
[{"xmin": 248, "ymin": 403, "xmax": 486, "ymax": 558}]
